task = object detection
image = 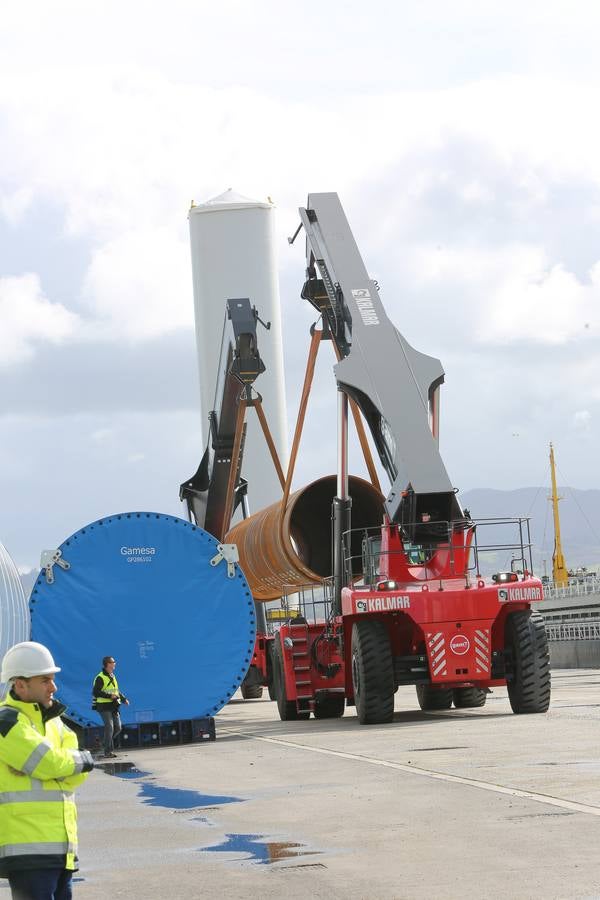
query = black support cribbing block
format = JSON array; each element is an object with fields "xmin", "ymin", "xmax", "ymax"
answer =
[
  {"xmin": 191, "ymin": 716, "xmax": 216, "ymax": 742},
  {"xmin": 78, "ymin": 725, "xmax": 103, "ymax": 752},
  {"xmin": 159, "ymin": 721, "xmax": 181, "ymax": 745},
  {"xmin": 119, "ymin": 724, "xmax": 140, "ymax": 748},
  {"xmin": 139, "ymin": 722, "xmax": 160, "ymax": 747},
  {"xmin": 75, "ymin": 716, "xmax": 216, "ymax": 750}
]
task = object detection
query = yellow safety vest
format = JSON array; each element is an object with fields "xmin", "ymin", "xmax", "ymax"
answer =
[
  {"xmin": 0, "ymin": 692, "xmax": 93, "ymax": 875},
  {"xmin": 93, "ymin": 670, "xmax": 121, "ymax": 706}
]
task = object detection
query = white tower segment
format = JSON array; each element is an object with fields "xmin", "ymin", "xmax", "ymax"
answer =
[
  {"xmin": 0, "ymin": 541, "xmax": 30, "ymax": 696},
  {"xmin": 188, "ymin": 189, "xmax": 288, "ymax": 514}
]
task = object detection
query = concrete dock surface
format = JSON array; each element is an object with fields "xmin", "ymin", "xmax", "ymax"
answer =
[{"xmin": 53, "ymin": 670, "xmax": 600, "ymax": 898}]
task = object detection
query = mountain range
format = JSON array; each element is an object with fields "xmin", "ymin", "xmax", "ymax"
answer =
[{"xmin": 460, "ymin": 487, "xmax": 600, "ymax": 576}]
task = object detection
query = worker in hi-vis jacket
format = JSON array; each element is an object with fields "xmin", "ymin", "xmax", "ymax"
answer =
[
  {"xmin": 0, "ymin": 641, "xmax": 94, "ymax": 900},
  {"xmin": 92, "ymin": 656, "xmax": 129, "ymax": 759}
]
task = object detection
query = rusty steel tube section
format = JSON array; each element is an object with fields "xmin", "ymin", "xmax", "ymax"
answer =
[{"xmin": 226, "ymin": 475, "xmax": 383, "ymax": 601}]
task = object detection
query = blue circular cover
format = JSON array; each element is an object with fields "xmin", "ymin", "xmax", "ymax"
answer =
[{"xmin": 29, "ymin": 512, "xmax": 256, "ymax": 726}]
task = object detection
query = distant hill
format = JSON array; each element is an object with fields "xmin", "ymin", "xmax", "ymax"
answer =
[{"xmin": 461, "ymin": 487, "xmax": 600, "ymax": 576}]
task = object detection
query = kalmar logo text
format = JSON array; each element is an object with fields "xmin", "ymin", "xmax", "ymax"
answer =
[
  {"xmin": 351, "ymin": 288, "xmax": 380, "ymax": 326},
  {"xmin": 356, "ymin": 596, "xmax": 410, "ymax": 612},
  {"xmin": 507, "ymin": 586, "xmax": 542, "ymax": 601}
]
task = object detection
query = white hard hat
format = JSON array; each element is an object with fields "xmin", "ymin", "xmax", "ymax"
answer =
[{"xmin": 1, "ymin": 642, "xmax": 61, "ymax": 682}]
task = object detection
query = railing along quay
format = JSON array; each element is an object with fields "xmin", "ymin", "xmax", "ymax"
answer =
[
  {"xmin": 543, "ymin": 577, "xmax": 600, "ymax": 601},
  {"xmin": 545, "ymin": 621, "xmax": 600, "ymax": 642}
]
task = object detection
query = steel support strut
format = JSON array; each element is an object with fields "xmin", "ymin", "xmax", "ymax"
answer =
[
  {"xmin": 254, "ymin": 601, "xmax": 267, "ymax": 632},
  {"xmin": 332, "ymin": 389, "xmax": 351, "ymax": 615}
]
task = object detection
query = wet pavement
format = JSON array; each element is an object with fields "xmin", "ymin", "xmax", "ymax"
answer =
[
  {"xmin": 72, "ymin": 669, "xmax": 600, "ymax": 899},
  {"xmin": 199, "ymin": 834, "xmax": 321, "ymax": 866}
]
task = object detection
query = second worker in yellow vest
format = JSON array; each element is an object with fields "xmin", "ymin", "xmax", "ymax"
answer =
[{"xmin": 92, "ymin": 656, "xmax": 129, "ymax": 759}]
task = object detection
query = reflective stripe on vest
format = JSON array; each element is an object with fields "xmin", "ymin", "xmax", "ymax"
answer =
[
  {"xmin": 21, "ymin": 741, "xmax": 52, "ymax": 775},
  {"xmin": 0, "ymin": 841, "xmax": 75, "ymax": 858},
  {"xmin": 0, "ymin": 790, "xmax": 74, "ymax": 803}
]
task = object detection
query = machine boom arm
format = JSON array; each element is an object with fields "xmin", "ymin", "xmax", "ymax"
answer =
[
  {"xmin": 179, "ymin": 298, "xmax": 266, "ymax": 540},
  {"xmin": 299, "ymin": 192, "xmax": 461, "ymax": 531}
]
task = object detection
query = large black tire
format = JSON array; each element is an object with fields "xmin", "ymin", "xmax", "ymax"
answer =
[
  {"xmin": 272, "ymin": 637, "xmax": 310, "ymax": 721},
  {"xmin": 314, "ymin": 693, "xmax": 345, "ymax": 719},
  {"xmin": 351, "ymin": 619, "xmax": 394, "ymax": 725},
  {"xmin": 506, "ymin": 610, "xmax": 551, "ymax": 714},
  {"xmin": 240, "ymin": 683, "xmax": 263, "ymax": 700},
  {"xmin": 453, "ymin": 687, "xmax": 487, "ymax": 708},
  {"xmin": 416, "ymin": 684, "xmax": 453, "ymax": 710}
]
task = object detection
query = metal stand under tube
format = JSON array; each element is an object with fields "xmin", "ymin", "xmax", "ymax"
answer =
[{"xmin": 332, "ymin": 390, "xmax": 351, "ymax": 615}]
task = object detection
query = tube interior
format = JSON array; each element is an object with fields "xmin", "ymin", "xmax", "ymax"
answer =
[{"xmin": 290, "ymin": 476, "xmax": 383, "ymax": 577}]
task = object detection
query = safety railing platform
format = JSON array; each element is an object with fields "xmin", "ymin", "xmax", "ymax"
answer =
[{"xmin": 545, "ymin": 621, "xmax": 600, "ymax": 641}]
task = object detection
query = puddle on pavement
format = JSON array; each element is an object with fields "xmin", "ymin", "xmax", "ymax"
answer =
[
  {"xmin": 97, "ymin": 761, "xmax": 243, "ymax": 809},
  {"xmin": 138, "ymin": 782, "xmax": 243, "ymax": 809},
  {"xmin": 200, "ymin": 833, "xmax": 321, "ymax": 866},
  {"xmin": 96, "ymin": 762, "xmax": 150, "ymax": 779}
]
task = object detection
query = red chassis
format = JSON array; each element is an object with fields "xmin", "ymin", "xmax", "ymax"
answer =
[
  {"xmin": 271, "ymin": 520, "xmax": 549, "ymax": 723},
  {"xmin": 240, "ymin": 632, "xmax": 275, "ymax": 700}
]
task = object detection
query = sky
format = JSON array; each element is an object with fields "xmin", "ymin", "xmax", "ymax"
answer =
[{"xmin": 2, "ymin": 0, "xmax": 600, "ymax": 571}]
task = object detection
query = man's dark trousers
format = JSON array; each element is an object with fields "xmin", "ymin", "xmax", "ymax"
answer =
[
  {"xmin": 8, "ymin": 867, "xmax": 73, "ymax": 900},
  {"xmin": 98, "ymin": 706, "xmax": 122, "ymax": 754}
]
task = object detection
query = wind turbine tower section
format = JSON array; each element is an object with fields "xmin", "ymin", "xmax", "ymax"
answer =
[{"xmin": 188, "ymin": 189, "xmax": 288, "ymax": 515}]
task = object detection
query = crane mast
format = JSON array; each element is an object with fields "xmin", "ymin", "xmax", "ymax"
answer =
[{"xmin": 549, "ymin": 442, "xmax": 569, "ymax": 587}]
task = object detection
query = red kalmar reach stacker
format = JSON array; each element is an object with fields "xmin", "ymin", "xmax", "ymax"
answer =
[{"xmin": 269, "ymin": 193, "xmax": 551, "ymax": 724}]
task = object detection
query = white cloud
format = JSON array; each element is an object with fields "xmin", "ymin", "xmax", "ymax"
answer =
[
  {"xmin": 0, "ymin": 187, "xmax": 34, "ymax": 226},
  {"xmin": 81, "ymin": 228, "xmax": 193, "ymax": 339},
  {"xmin": 402, "ymin": 242, "xmax": 600, "ymax": 347},
  {"xmin": 0, "ymin": 274, "xmax": 80, "ymax": 367},
  {"xmin": 3, "ymin": 59, "xmax": 600, "ymax": 351},
  {"xmin": 573, "ymin": 410, "xmax": 592, "ymax": 430},
  {"xmin": 483, "ymin": 259, "xmax": 600, "ymax": 345},
  {"xmin": 90, "ymin": 428, "xmax": 114, "ymax": 443}
]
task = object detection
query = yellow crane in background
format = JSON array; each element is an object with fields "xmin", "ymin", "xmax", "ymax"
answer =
[{"xmin": 549, "ymin": 442, "xmax": 569, "ymax": 586}]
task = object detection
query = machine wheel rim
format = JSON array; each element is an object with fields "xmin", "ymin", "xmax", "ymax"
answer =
[{"xmin": 352, "ymin": 652, "xmax": 360, "ymax": 697}]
